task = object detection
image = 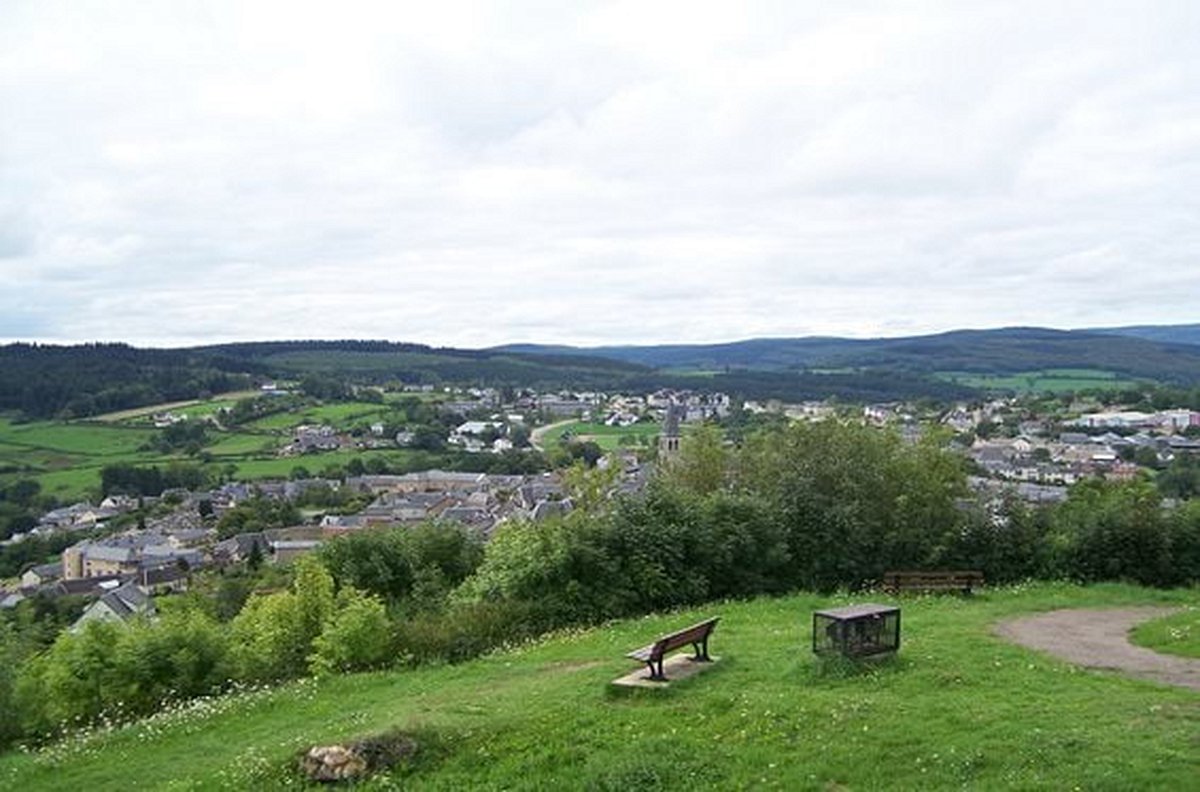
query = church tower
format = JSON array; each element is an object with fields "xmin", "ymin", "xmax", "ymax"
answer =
[{"xmin": 659, "ymin": 403, "xmax": 682, "ymax": 458}]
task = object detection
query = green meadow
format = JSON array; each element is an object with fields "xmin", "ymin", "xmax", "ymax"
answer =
[
  {"xmin": 242, "ymin": 402, "xmax": 393, "ymax": 432},
  {"xmin": 0, "ymin": 419, "xmax": 165, "ymax": 499},
  {"xmin": 3, "ymin": 582, "xmax": 1197, "ymax": 790},
  {"xmin": 935, "ymin": 369, "xmax": 1140, "ymax": 394},
  {"xmin": 0, "ymin": 398, "xmax": 414, "ymax": 501},
  {"xmin": 554, "ymin": 420, "xmax": 660, "ymax": 451}
]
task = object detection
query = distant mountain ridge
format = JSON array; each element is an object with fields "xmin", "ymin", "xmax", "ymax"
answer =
[
  {"xmin": 1091, "ymin": 323, "xmax": 1200, "ymax": 347},
  {"xmin": 497, "ymin": 325, "xmax": 1200, "ymax": 384},
  {"xmin": 4, "ymin": 324, "xmax": 1199, "ymax": 421}
]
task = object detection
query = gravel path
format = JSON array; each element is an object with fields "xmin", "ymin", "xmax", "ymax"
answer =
[{"xmin": 994, "ymin": 607, "xmax": 1200, "ymax": 691}]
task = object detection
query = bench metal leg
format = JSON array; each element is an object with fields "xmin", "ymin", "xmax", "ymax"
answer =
[{"xmin": 644, "ymin": 659, "xmax": 666, "ymax": 681}]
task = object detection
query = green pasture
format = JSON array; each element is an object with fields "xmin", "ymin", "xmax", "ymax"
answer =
[
  {"xmin": 219, "ymin": 449, "xmax": 420, "ymax": 481},
  {"xmin": 0, "ymin": 419, "xmax": 163, "ymax": 499},
  {"xmin": 3, "ymin": 582, "xmax": 1197, "ymax": 790},
  {"xmin": 203, "ymin": 433, "xmax": 279, "ymax": 457},
  {"xmin": 936, "ymin": 369, "xmax": 1141, "ymax": 394},
  {"xmin": 0, "ymin": 421, "xmax": 154, "ymax": 457},
  {"xmin": 555, "ymin": 420, "xmax": 660, "ymax": 451},
  {"xmin": 243, "ymin": 401, "xmax": 393, "ymax": 433},
  {"xmin": 0, "ymin": 403, "xmax": 425, "ymax": 499}
]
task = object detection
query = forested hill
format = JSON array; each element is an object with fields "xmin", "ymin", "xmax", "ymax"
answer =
[
  {"xmin": 499, "ymin": 326, "xmax": 1200, "ymax": 383},
  {"xmin": 1093, "ymin": 323, "xmax": 1200, "ymax": 347},
  {"xmin": 0, "ymin": 343, "xmax": 263, "ymax": 420},
  {"xmin": 0, "ymin": 340, "xmax": 976, "ymax": 421},
  {"xmin": 0, "ymin": 341, "xmax": 652, "ymax": 420},
  {"xmin": 7, "ymin": 326, "xmax": 1200, "ymax": 422}
]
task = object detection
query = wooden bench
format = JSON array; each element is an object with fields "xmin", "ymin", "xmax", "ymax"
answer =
[
  {"xmin": 882, "ymin": 570, "xmax": 984, "ymax": 595},
  {"xmin": 626, "ymin": 617, "xmax": 720, "ymax": 681}
]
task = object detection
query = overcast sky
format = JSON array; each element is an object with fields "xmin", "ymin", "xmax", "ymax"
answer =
[{"xmin": 1, "ymin": 1, "xmax": 1197, "ymax": 348}]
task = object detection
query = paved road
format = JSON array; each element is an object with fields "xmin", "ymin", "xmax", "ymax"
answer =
[{"xmin": 530, "ymin": 418, "xmax": 577, "ymax": 452}]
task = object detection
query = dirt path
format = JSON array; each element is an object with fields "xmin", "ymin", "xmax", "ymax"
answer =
[{"xmin": 995, "ymin": 607, "xmax": 1200, "ymax": 691}]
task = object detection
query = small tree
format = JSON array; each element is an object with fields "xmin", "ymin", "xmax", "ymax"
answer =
[{"xmin": 309, "ymin": 588, "xmax": 394, "ymax": 675}]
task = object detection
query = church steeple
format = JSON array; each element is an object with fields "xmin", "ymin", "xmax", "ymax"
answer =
[{"xmin": 659, "ymin": 402, "xmax": 683, "ymax": 458}]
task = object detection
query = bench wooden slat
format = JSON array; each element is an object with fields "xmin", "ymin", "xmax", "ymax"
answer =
[
  {"xmin": 882, "ymin": 570, "xmax": 984, "ymax": 594},
  {"xmin": 625, "ymin": 617, "xmax": 719, "ymax": 681}
]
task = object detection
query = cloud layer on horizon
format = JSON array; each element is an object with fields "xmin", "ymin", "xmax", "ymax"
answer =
[{"xmin": 2, "ymin": 0, "xmax": 1197, "ymax": 348}]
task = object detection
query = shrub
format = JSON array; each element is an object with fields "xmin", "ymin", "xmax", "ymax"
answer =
[
  {"xmin": 309, "ymin": 589, "xmax": 395, "ymax": 676},
  {"xmin": 395, "ymin": 599, "xmax": 550, "ymax": 665}
]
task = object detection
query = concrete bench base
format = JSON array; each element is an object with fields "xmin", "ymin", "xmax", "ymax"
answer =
[{"xmin": 611, "ymin": 653, "xmax": 722, "ymax": 688}]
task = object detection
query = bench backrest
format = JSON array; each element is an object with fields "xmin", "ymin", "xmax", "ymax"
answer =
[
  {"xmin": 883, "ymin": 570, "xmax": 984, "ymax": 586},
  {"xmin": 649, "ymin": 618, "xmax": 720, "ymax": 661}
]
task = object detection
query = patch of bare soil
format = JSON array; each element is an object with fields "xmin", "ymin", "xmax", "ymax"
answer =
[{"xmin": 994, "ymin": 607, "xmax": 1200, "ymax": 691}]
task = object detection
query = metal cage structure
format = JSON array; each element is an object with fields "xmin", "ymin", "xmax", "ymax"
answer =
[{"xmin": 812, "ymin": 604, "xmax": 901, "ymax": 658}]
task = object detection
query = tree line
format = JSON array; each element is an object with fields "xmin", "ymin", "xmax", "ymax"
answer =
[{"xmin": 0, "ymin": 343, "xmax": 259, "ymax": 419}]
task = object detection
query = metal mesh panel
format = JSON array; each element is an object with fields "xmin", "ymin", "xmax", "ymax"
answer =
[{"xmin": 812, "ymin": 607, "xmax": 900, "ymax": 657}]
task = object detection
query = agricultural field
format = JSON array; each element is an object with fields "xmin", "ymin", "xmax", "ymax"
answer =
[
  {"xmin": 243, "ymin": 401, "xmax": 393, "ymax": 432},
  {"xmin": 552, "ymin": 420, "xmax": 660, "ymax": 451},
  {"xmin": 936, "ymin": 369, "xmax": 1141, "ymax": 394},
  {"xmin": 202, "ymin": 432, "xmax": 278, "ymax": 458},
  {"xmin": 220, "ymin": 450, "xmax": 427, "ymax": 481},
  {"xmin": 0, "ymin": 417, "xmax": 166, "ymax": 499},
  {"xmin": 0, "ymin": 420, "xmax": 155, "ymax": 457},
  {"xmin": 2, "ymin": 582, "xmax": 1197, "ymax": 790},
  {"xmin": 0, "ymin": 397, "xmax": 418, "ymax": 501}
]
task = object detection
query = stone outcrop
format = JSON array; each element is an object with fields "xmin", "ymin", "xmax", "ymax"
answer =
[
  {"xmin": 299, "ymin": 732, "xmax": 419, "ymax": 783},
  {"xmin": 300, "ymin": 745, "xmax": 368, "ymax": 782}
]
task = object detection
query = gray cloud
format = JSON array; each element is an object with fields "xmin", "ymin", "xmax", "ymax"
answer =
[{"xmin": 1, "ymin": 0, "xmax": 1197, "ymax": 347}]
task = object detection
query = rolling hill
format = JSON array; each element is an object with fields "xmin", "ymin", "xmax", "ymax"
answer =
[
  {"xmin": 6, "ymin": 324, "xmax": 1200, "ymax": 423},
  {"xmin": 1092, "ymin": 323, "xmax": 1200, "ymax": 347},
  {"xmin": 499, "ymin": 325, "xmax": 1200, "ymax": 384}
]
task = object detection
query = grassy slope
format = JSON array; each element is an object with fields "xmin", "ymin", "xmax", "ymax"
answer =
[
  {"xmin": 3, "ymin": 582, "xmax": 1198, "ymax": 791},
  {"xmin": 1130, "ymin": 607, "xmax": 1200, "ymax": 659}
]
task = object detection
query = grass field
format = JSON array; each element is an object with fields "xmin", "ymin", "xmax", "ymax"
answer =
[
  {"xmin": 0, "ymin": 418, "xmax": 167, "ymax": 499},
  {"xmin": 220, "ymin": 450, "xmax": 422, "ymax": 480},
  {"xmin": 0, "ymin": 398, "xmax": 413, "ymax": 500},
  {"xmin": 0, "ymin": 422, "xmax": 155, "ymax": 457},
  {"xmin": 936, "ymin": 369, "xmax": 1140, "ymax": 394},
  {"xmin": 554, "ymin": 420, "xmax": 660, "ymax": 451},
  {"xmin": 244, "ymin": 402, "xmax": 393, "ymax": 432},
  {"xmin": 203, "ymin": 433, "xmax": 278, "ymax": 457},
  {"xmin": 3, "ymin": 582, "xmax": 1197, "ymax": 790},
  {"xmin": 1131, "ymin": 607, "xmax": 1200, "ymax": 659}
]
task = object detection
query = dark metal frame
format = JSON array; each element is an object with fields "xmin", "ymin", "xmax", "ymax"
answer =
[{"xmin": 812, "ymin": 605, "xmax": 901, "ymax": 658}]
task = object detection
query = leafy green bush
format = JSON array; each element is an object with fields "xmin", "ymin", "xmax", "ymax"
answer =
[
  {"xmin": 319, "ymin": 522, "xmax": 484, "ymax": 610},
  {"xmin": 309, "ymin": 588, "xmax": 395, "ymax": 675},
  {"xmin": 230, "ymin": 556, "xmax": 334, "ymax": 681},
  {"xmin": 395, "ymin": 599, "xmax": 550, "ymax": 665}
]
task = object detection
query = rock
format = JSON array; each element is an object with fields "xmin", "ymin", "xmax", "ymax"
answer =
[
  {"xmin": 300, "ymin": 744, "xmax": 368, "ymax": 782},
  {"xmin": 299, "ymin": 732, "xmax": 418, "ymax": 783}
]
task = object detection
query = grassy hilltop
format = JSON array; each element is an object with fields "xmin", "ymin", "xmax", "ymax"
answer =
[{"xmin": 3, "ymin": 582, "xmax": 1198, "ymax": 791}]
